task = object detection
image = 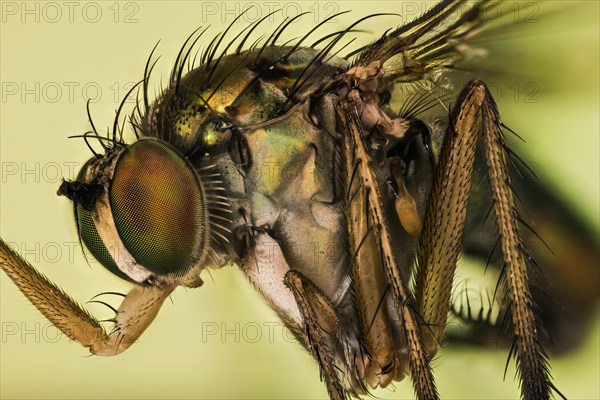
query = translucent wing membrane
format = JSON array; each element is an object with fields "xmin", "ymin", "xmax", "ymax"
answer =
[{"xmin": 354, "ymin": 0, "xmax": 500, "ymax": 84}]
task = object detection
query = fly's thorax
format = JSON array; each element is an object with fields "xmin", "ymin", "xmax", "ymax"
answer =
[
  {"xmin": 61, "ymin": 138, "xmax": 213, "ymax": 288},
  {"xmin": 141, "ymin": 47, "xmax": 348, "ymax": 163}
]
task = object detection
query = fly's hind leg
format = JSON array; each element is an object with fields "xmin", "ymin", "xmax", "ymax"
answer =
[
  {"xmin": 415, "ymin": 80, "xmax": 555, "ymax": 400},
  {"xmin": 0, "ymin": 238, "xmax": 174, "ymax": 356}
]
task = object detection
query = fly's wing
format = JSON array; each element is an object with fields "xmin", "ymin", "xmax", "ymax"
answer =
[{"xmin": 353, "ymin": 0, "xmax": 499, "ymax": 85}]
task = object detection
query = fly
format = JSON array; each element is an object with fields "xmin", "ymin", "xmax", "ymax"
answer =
[{"xmin": 1, "ymin": 1, "xmax": 598, "ymax": 399}]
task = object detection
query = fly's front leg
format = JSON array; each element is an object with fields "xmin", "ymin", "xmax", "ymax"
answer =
[
  {"xmin": 0, "ymin": 238, "xmax": 174, "ymax": 356},
  {"xmin": 284, "ymin": 270, "xmax": 343, "ymax": 400},
  {"xmin": 239, "ymin": 228, "xmax": 344, "ymax": 399},
  {"xmin": 415, "ymin": 80, "xmax": 555, "ymax": 400}
]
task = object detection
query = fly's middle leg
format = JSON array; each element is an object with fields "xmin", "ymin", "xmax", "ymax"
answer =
[{"xmin": 337, "ymin": 101, "xmax": 438, "ymax": 400}]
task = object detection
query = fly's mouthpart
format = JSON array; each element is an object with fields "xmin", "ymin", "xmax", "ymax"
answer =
[{"xmin": 57, "ymin": 179, "xmax": 103, "ymax": 212}]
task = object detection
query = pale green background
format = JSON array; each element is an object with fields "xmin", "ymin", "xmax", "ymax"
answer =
[{"xmin": 1, "ymin": 1, "xmax": 598, "ymax": 399}]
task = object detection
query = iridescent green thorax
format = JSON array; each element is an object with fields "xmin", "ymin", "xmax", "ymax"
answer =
[
  {"xmin": 141, "ymin": 46, "xmax": 348, "ymax": 163},
  {"xmin": 62, "ymin": 38, "xmax": 436, "ymax": 396}
]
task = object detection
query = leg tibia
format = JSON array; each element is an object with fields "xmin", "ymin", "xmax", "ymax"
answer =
[{"xmin": 415, "ymin": 80, "xmax": 553, "ymax": 400}]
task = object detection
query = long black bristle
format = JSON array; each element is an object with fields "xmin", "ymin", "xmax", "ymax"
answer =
[
  {"xmin": 284, "ymin": 10, "xmax": 351, "ymax": 59},
  {"xmin": 270, "ymin": 11, "xmax": 310, "ymax": 47},
  {"xmin": 235, "ymin": 9, "xmax": 281, "ymax": 55},
  {"xmin": 112, "ymin": 80, "xmax": 144, "ymax": 146}
]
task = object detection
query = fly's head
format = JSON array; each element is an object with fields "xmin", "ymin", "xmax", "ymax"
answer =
[{"xmin": 58, "ymin": 139, "xmax": 210, "ymax": 289}]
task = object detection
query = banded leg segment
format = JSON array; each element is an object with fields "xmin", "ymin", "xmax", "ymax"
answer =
[
  {"xmin": 415, "ymin": 80, "xmax": 553, "ymax": 400},
  {"xmin": 0, "ymin": 237, "xmax": 173, "ymax": 356}
]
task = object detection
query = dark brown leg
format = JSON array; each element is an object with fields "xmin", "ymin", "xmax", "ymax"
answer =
[{"xmin": 336, "ymin": 101, "xmax": 438, "ymax": 400}]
